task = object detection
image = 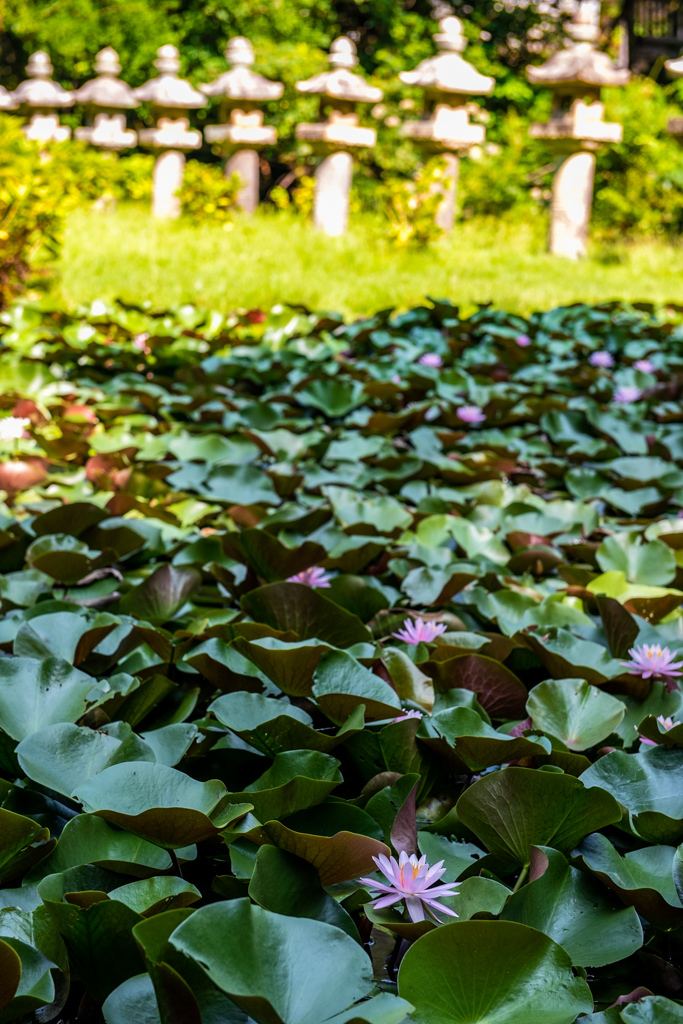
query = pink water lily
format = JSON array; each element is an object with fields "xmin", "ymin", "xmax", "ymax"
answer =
[
  {"xmin": 637, "ymin": 715, "xmax": 681, "ymax": 746},
  {"xmin": 622, "ymin": 644, "xmax": 683, "ymax": 690},
  {"xmin": 393, "ymin": 617, "xmax": 447, "ymax": 645},
  {"xmin": 589, "ymin": 351, "xmax": 614, "ymax": 368},
  {"xmin": 634, "ymin": 359, "xmax": 655, "ymax": 373},
  {"xmin": 613, "ymin": 385, "xmax": 642, "ymax": 404},
  {"xmin": 516, "ymin": 334, "xmax": 531, "ymax": 348},
  {"xmin": 418, "ymin": 353, "xmax": 443, "ymax": 368},
  {"xmin": 360, "ymin": 851, "xmax": 459, "ymax": 923},
  {"xmin": 286, "ymin": 566, "xmax": 332, "ymax": 588},
  {"xmin": 393, "ymin": 709, "xmax": 424, "ymax": 723},
  {"xmin": 457, "ymin": 405, "xmax": 486, "ymax": 425}
]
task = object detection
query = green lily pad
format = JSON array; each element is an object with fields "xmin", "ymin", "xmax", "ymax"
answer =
[
  {"xmin": 572, "ymin": 833, "xmax": 683, "ymax": 929},
  {"xmin": 16, "ymin": 722, "xmax": 156, "ymax": 797},
  {"xmin": 249, "ymin": 845, "xmax": 360, "ymax": 940},
  {"xmin": 457, "ymin": 767, "xmax": 621, "ymax": 867},
  {"xmin": 0, "ymin": 656, "xmax": 94, "ymax": 741},
  {"xmin": 397, "ymin": 920, "xmax": 592, "ymax": 1024},
  {"xmin": 170, "ymin": 898, "xmax": 374, "ymax": 1024},
  {"xmin": 72, "ymin": 762, "xmax": 252, "ymax": 848},
  {"xmin": 581, "ymin": 747, "xmax": 683, "ymax": 844},
  {"xmin": 526, "ymin": 679, "xmax": 626, "ymax": 751},
  {"xmin": 501, "ymin": 846, "xmax": 642, "ymax": 966},
  {"xmin": 230, "ymin": 750, "xmax": 342, "ymax": 821},
  {"xmin": 421, "ymin": 706, "xmax": 551, "ymax": 771}
]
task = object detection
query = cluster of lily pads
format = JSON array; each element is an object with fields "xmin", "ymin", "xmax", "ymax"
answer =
[{"xmin": 1, "ymin": 295, "xmax": 683, "ymax": 1023}]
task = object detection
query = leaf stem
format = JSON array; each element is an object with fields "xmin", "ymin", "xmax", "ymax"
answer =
[
  {"xmin": 512, "ymin": 863, "xmax": 529, "ymax": 893},
  {"xmin": 170, "ymin": 849, "xmax": 184, "ymax": 879}
]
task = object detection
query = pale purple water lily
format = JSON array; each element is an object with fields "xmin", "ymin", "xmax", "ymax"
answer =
[
  {"xmin": 393, "ymin": 617, "xmax": 447, "ymax": 645},
  {"xmin": 589, "ymin": 351, "xmax": 614, "ymax": 368},
  {"xmin": 418, "ymin": 353, "xmax": 443, "ymax": 368},
  {"xmin": 516, "ymin": 334, "xmax": 531, "ymax": 348},
  {"xmin": 457, "ymin": 405, "xmax": 486, "ymax": 425},
  {"xmin": 622, "ymin": 644, "xmax": 683, "ymax": 689},
  {"xmin": 613, "ymin": 385, "xmax": 642, "ymax": 404},
  {"xmin": 634, "ymin": 359, "xmax": 655, "ymax": 373},
  {"xmin": 287, "ymin": 566, "xmax": 332, "ymax": 588},
  {"xmin": 393, "ymin": 709, "xmax": 424, "ymax": 723},
  {"xmin": 360, "ymin": 851, "xmax": 459, "ymax": 923},
  {"xmin": 0, "ymin": 417, "xmax": 30, "ymax": 441},
  {"xmin": 391, "ymin": 374, "xmax": 402, "ymax": 384},
  {"xmin": 637, "ymin": 715, "xmax": 681, "ymax": 746}
]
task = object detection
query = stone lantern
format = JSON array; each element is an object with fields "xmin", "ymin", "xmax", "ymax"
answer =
[
  {"xmin": 73, "ymin": 47, "xmax": 138, "ymax": 150},
  {"xmin": 10, "ymin": 51, "xmax": 73, "ymax": 143},
  {"xmin": 527, "ymin": 2, "xmax": 629, "ymax": 259},
  {"xmin": 0, "ymin": 86, "xmax": 17, "ymax": 111},
  {"xmin": 135, "ymin": 45, "xmax": 206, "ymax": 219},
  {"xmin": 201, "ymin": 37, "xmax": 284, "ymax": 214},
  {"xmin": 399, "ymin": 17, "xmax": 494, "ymax": 233},
  {"xmin": 664, "ymin": 56, "xmax": 683, "ymax": 146},
  {"xmin": 295, "ymin": 37, "xmax": 383, "ymax": 237}
]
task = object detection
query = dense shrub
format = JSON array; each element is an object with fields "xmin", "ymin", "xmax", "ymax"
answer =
[
  {"xmin": 0, "ymin": 116, "xmax": 75, "ymax": 307},
  {"xmin": 178, "ymin": 161, "xmax": 241, "ymax": 225}
]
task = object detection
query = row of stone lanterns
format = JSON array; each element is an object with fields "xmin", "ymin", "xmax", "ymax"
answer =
[{"xmin": 0, "ymin": 4, "xmax": 638, "ymax": 257}]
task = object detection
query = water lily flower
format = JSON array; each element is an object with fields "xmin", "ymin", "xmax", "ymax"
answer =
[
  {"xmin": 133, "ymin": 332, "xmax": 151, "ymax": 355},
  {"xmin": 457, "ymin": 405, "xmax": 486, "ymax": 425},
  {"xmin": 360, "ymin": 851, "xmax": 459, "ymax": 923},
  {"xmin": 613, "ymin": 385, "xmax": 642, "ymax": 404},
  {"xmin": 418, "ymin": 353, "xmax": 443, "ymax": 368},
  {"xmin": 637, "ymin": 715, "xmax": 681, "ymax": 746},
  {"xmin": 634, "ymin": 359, "xmax": 655, "ymax": 373},
  {"xmin": 287, "ymin": 566, "xmax": 332, "ymax": 588},
  {"xmin": 0, "ymin": 417, "xmax": 30, "ymax": 441},
  {"xmin": 516, "ymin": 334, "xmax": 531, "ymax": 347},
  {"xmin": 589, "ymin": 351, "xmax": 614, "ymax": 368},
  {"xmin": 622, "ymin": 644, "xmax": 683, "ymax": 689},
  {"xmin": 392, "ymin": 617, "xmax": 447, "ymax": 645},
  {"xmin": 393, "ymin": 709, "xmax": 424, "ymax": 723}
]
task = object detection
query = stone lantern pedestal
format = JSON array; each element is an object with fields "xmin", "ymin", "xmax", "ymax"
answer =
[
  {"xmin": 10, "ymin": 51, "xmax": 73, "ymax": 143},
  {"xmin": 296, "ymin": 37, "xmax": 382, "ymax": 237},
  {"xmin": 135, "ymin": 45, "xmax": 206, "ymax": 219},
  {"xmin": 201, "ymin": 37, "xmax": 283, "ymax": 214},
  {"xmin": 399, "ymin": 17, "xmax": 494, "ymax": 233},
  {"xmin": 73, "ymin": 47, "xmax": 137, "ymax": 150},
  {"xmin": 527, "ymin": 3, "xmax": 629, "ymax": 260},
  {"xmin": 0, "ymin": 86, "xmax": 16, "ymax": 112}
]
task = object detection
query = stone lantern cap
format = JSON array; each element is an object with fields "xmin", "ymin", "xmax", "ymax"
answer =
[
  {"xmin": 527, "ymin": 5, "xmax": 630, "ymax": 89},
  {"xmin": 296, "ymin": 37, "xmax": 383, "ymax": 104},
  {"xmin": 399, "ymin": 18, "xmax": 494, "ymax": 98},
  {"xmin": 295, "ymin": 36, "xmax": 381, "ymax": 150},
  {"xmin": 11, "ymin": 51, "xmax": 74, "ymax": 109},
  {"xmin": 528, "ymin": 3, "xmax": 628, "ymax": 148},
  {"xmin": 200, "ymin": 37, "xmax": 284, "ymax": 102},
  {"xmin": 134, "ymin": 45, "xmax": 206, "ymax": 109},
  {"xmin": 0, "ymin": 85, "xmax": 17, "ymax": 110},
  {"xmin": 73, "ymin": 47, "xmax": 138, "ymax": 109}
]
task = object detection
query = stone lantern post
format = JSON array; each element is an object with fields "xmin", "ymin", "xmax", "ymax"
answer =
[
  {"xmin": 201, "ymin": 37, "xmax": 284, "ymax": 214},
  {"xmin": 399, "ymin": 17, "xmax": 494, "ymax": 233},
  {"xmin": 135, "ymin": 45, "xmax": 206, "ymax": 219},
  {"xmin": 527, "ymin": 2, "xmax": 629, "ymax": 260},
  {"xmin": 73, "ymin": 47, "xmax": 138, "ymax": 150},
  {"xmin": 295, "ymin": 37, "xmax": 382, "ymax": 237},
  {"xmin": 10, "ymin": 51, "xmax": 73, "ymax": 143}
]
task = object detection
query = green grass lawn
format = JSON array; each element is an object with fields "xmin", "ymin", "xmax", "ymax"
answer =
[{"xmin": 55, "ymin": 204, "xmax": 683, "ymax": 317}]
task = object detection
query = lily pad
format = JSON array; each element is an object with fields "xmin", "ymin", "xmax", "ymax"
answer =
[
  {"xmin": 457, "ymin": 767, "xmax": 621, "ymax": 867},
  {"xmin": 397, "ymin": 920, "xmax": 593, "ymax": 1024},
  {"xmin": 72, "ymin": 762, "xmax": 252, "ymax": 848},
  {"xmin": 526, "ymin": 679, "xmax": 626, "ymax": 751},
  {"xmin": 501, "ymin": 845, "xmax": 643, "ymax": 966}
]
